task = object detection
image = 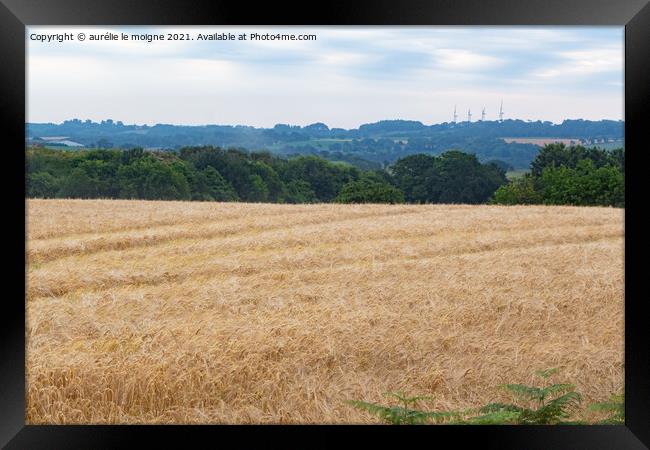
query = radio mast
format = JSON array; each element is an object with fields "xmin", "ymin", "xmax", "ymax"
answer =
[
  {"xmin": 467, "ymin": 108, "xmax": 472, "ymax": 123},
  {"xmin": 453, "ymin": 105, "xmax": 458, "ymax": 124},
  {"xmin": 498, "ymin": 100, "xmax": 504, "ymax": 122},
  {"xmin": 481, "ymin": 107, "xmax": 486, "ymax": 122}
]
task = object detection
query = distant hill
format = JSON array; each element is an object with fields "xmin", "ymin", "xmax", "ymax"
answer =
[{"xmin": 26, "ymin": 118, "xmax": 624, "ymax": 169}]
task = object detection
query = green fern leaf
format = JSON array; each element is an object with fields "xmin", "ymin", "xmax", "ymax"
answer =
[
  {"xmin": 540, "ymin": 383, "xmax": 576, "ymax": 400},
  {"xmin": 530, "ymin": 391, "xmax": 582, "ymax": 423},
  {"xmin": 479, "ymin": 402, "xmax": 525, "ymax": 414},
  {"xmin": 383, "ymin": 392, "xmax": 432, "ymax": 405},
  {"xmin": 466, "ymin": 410, "xmax": 522, "ymax": 424},
  {"xmin": 501, "ymin": 383, "xmax": 545, "ymax": 402},
  {"xmin": 588, "ymin": 392, "xmax": 624, "ymax": 424}
]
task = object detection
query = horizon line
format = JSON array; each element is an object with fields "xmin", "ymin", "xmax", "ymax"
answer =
[{"xmin": 26, "ymin": 117, "xmax": 625, "ymax": 130}]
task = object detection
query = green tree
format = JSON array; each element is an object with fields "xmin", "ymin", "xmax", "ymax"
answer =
[
  {"xmin": 281, "ymin": 156, "xmax": 359, "ymax": 202},
  {"xmin": 58, "ymin": 168, "xmax": 103, "ymax": 198},
  {"xmin": 243, "ymin": 174, "xmax": 269, "ymax": 202},
  {"xmin": 199, "ymin": 166, "xmax": 238, "ymax": 201},
  {"xmin": 491, "ymin": 174, "xmax": 543, "ymax": 205},
  {"xmin": 74, "ymin": 158, "xmax": 118, "ymax": 197},
  {"xmin": 120, "ymin": 147, "xmax": 145, "ymax": 165},
  {"xmin": 285, "ymin": 179, "xmax": 317, "ymax": 203},
  {"xmin": 390, "ymin": 154, "xmax": 439, "ymax": 203},
  {"xmin": 117, "ymin": 156, "xmax": 190, "ymax": 200},
  {"xmin": 540, "ymin": 159, "xmax": 624, "ymax": 207},
  {"xmin": 435, "ymin": 151, "xmax": 507, "ymax": 204},
  {"xmin": 27, "ymin": 172, "xmax": 61, "ymax": 198},
  {"xmin": 391, "ymin": 151, "xmax": 507, "ymax": 204},
  {"xmin": 335, "ymin": 178, "xmax": 405, "ymax": 204},
  {"xmin": 493, "ymin": 145, "xmax": 624, "ymax": 207},
  {"xmin": 531, "ymin": 143, "xmax": 621, "ymax": 177},
  {"xmin": 251, "ymin": 161, "xmax": 287, "ymax": 202},
  {"xmin": 610, "ymin": 147, "xmax": 625, "ymax": 173}
]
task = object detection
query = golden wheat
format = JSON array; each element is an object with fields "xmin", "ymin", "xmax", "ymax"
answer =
[{"xmin": 26, "ymin": 199, "xmax": 624, "ymax": 424}]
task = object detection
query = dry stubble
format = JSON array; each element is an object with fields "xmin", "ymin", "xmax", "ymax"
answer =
[{"xmin": 26, "ymin": 199, "xmax": 624, "ymax": 423}]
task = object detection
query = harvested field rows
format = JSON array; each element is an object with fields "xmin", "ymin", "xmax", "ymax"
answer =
[{"xmin": 26, "ymin": 199, "xmax": 624, "ymax": 424}]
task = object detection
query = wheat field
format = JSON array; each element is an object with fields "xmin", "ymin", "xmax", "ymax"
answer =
[{"xmin": 26, "ymin": 199, "xmax": 624, "ymax": 424}]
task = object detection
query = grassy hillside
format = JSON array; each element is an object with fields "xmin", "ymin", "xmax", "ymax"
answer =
[{"xmin": 26, "ymin": 200, "xmax": 624, "ymax": 424}]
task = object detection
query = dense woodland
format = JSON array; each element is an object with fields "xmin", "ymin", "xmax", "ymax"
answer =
[
  {"xmin": 27, "ymin": 118, "xmax": 624, "ymax": 170},
  {"xmin": 492, "ymin": 144, "xmax": 624, "ymax": 207},
  {"xmin": 26, "ymin": 143, "xmax": 624, "ymax": 207}
]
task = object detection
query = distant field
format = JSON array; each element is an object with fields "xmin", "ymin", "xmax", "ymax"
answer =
[
  {"xmin": 506, "ymin": 169, "xmax": 529, "ymax": 180},
  {"xmin": 502, "ymin": 137, "xmax": 582, "ymax": 146},
  {"xmin": 41, "ymin": 145, "xmax": 86, "ymax": 151},
  {"xmin": 27, "ymin": 200, "xmax": 624, "ymax": 424},
  {"xmin": 502, "ymin": 137, "xmax": 624, "ymax": 150},
  {"xmin": 587, "ymin": 141, "xmax": 625, "ymax": 151}
]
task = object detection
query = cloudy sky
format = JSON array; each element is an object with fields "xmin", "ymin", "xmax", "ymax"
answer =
[{"xmin": 27, "ymin": 26, "xmax": 623, "ymax": 129}]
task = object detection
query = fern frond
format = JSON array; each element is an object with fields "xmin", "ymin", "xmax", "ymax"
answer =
[
  {"xmin": 346, "ymin": 400, "xmax": 394, "ymax": 417},
  {"xmin": 383, "ymin": 392, "xmax": 432, "ymax": 404},
  {"xmin": 409, "ymin": 410, "xmax": 462, "ymax": 424},
  {"xmin": 479, "ymin": 402, "xmax": 525, "ymax": 414},
  {"xmin": 589, "ymin": 393, "xmax": 624, "ymax": 412},
  {"xmin": 346, "ymin": 398, "xmax": 462, "ymax": 425},
  {"xmin": 546, "ymin": 391, "xmax": 582, "ymax": 411},
  {"xmin": 529, "ymin": 391, "xmax": 581, "ymax": 423},
  {"xmin": 347, "ymin": 369, "xmax": 594, "ymax": 426},
  {"xmin": 541, "ymin": 383, "xmax": 576, "ymax": 399},
  {"xmin": 501, "ymin": 383, "xmax": 544, "ymax": 402},
  {"xmin": 466, "ymin": 410, "xmax": 522, "ymax": 424},
  {"xmin": 588, "ymin": 401, "xmax": 622, "ymax": 413},
  {"xmin": 588, "ymin": 393, "xmax": 624, "ymax": 424}
]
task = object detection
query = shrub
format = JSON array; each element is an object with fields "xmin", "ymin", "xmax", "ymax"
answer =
[
  {"xmin": 540, "ymin": 160, "xmax": 624, "ymax": 207},
  {"xmin": 335, "ymin": 179, "xmax": 405, "ymax": 204},
  {"xmin": 491, "ymin": 174, "xmax": 543, "ymax": 205}
]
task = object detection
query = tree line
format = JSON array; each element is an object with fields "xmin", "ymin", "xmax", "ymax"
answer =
[
  {"xmin": 28, "ymin": 118, "xmax": 623, "ymax": 146},
  {"xmin": 492, "ymin": 144, "xmax": 624, "ymax": 207},
  {"xmin": 28, "ymin": 118, "xmax": 623, "ymax": 170},
  {"xmin": 26, "ymin": 143, "xmax": 624, "ymax": 207}
]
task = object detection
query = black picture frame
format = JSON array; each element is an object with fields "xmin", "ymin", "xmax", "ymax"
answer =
[{"xmin": 1, "ymin": 1, "xmax": 648, "ymax": 448}]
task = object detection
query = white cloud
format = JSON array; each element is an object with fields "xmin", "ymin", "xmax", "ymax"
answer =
[
  {"xmin": 534, "ymin": 47, "xmax": 622, "ymax": 78},
  {"xmin": 316, "ymin": 51, "xmax": 376, "ymax": 66},
  {"xmin": 433, "ymin": 49, "xmax": 504, "ymax": 71},
  {"xmin": 26, "ymin": 26, "xmax": 624, "ymax": 127}
]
